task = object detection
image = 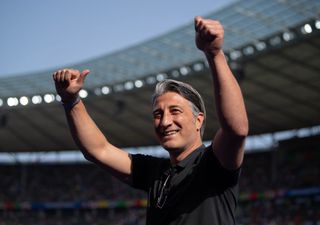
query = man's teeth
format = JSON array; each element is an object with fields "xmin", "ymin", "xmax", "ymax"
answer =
[{"xmin": 164, "ymin": 130, "xmax": 178, "ymax": 136}]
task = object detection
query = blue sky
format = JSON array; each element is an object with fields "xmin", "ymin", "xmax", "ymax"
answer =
[{"xmin": 0, "ymin": 0, "xmax": 235, "ymax": 77}]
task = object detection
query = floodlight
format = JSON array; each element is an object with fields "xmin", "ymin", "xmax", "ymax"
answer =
[
  {"xmin": 269, "ymin": 36, "xmax": 281, "ymax": 46},
  {"xmin": 101, "ymin": 86, "xmax": 110, "ymax": 95},
  {"xmin": 134, "ymin": 80, "xmax": 143, "ymax": 88},
  {"xmin": 32, "ymin": 95, "xmax": 42, "ymax": 104},
  {"xmin": 156, "ymin": 73, "xmax": 166, "ymax": 81},
  {"xmin": 192, "ymin": 63, "xmax": 204, "ymax": 72},
  {"xmin": 315, "ymin": 20, "xmax": 320, "ymax": 29},
  {"xmin": 79, "ymin": 90, "xmax": 88, "ymax": 98},
  {"xmin": 179, "ymin": 66, "xmax": 190, "ymax": 76},
  {"xmin": 7, "ymin": 97, "xmax": 19, "ymax": 107},
  {"xmin": 282, "ymin": 31, "xmax": 295, "ymax": 42},
  {"xmin": 146, "ymin": 76, "xmax": 156, "ymax": 84},
  {"xmin": 301, "ymin": 23, "xmax": 312, "ymax": 34},
  {"xmin": 44, "ymin": 94, "xmax": 55, "ymax": 103},
  {"xmin": 56, "ymin": 95, "xmax": 61, "ymax": 102},
  {"xmin": 243, "ymin": 46, "xmax": 254, "ymax": 55},
  {"xmin": 255, "ymin": 41, "xmax": 266, "ymax": 51},
  {"xmin": 171, "ymin": 70, "xmax": 180, "ymax": 78},
  {"xmin": 19, "ymin": 96, "xmax": 29, "ymax": 106},
  {"xmin": 230, "ymin": 50, "xmax": 242, "ymax": 60},
  {"xmin": 124, "ymin": 81, "xmax": 134, "ymax": 90}
]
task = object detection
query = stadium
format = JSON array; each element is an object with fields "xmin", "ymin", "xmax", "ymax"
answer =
[{"xmin": 0, "ymin": 0, "xmax": 320, "ymax": 224}]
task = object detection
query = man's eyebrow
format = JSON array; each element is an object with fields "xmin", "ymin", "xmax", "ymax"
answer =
[
  {"xmin": 169, "ymin": 105, "xmax": 181, "ymax": 108},
  {"xmin": 169, "ymin": 105, "xmax": 183, "ymax": 110},
  {"xmin": 153, "ymin": 108, "xmax": 162, "ymax": 114},
  {"xmin": 152, "ymin": 104, "xmax": 184, "ymax": 113}
]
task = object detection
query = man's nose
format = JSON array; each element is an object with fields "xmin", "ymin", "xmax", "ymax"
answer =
[{"xmin": 160, "ymin": 111, "xmax": 173, "ymax": 127}]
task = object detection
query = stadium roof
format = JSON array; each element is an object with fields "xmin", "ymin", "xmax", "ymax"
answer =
[{"xmin": 0, "ymin": 0, "xmax": 319, "ymax": 152}]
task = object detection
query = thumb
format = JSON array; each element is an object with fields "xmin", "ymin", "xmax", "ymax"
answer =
[
  {"xmin": 194, "ymin": 16, "xmax": 202, "ymax": 31},
  {"xmin": 78, "ymin": 69, "xmax": 90, "ymax": 83}
]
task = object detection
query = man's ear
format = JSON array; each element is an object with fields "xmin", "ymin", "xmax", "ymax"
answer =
[{"xmin": 196, "ymin": 112, "xmax": 205, "ymax": 131}]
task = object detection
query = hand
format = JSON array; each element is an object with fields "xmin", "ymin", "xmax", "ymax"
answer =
[
  {"xmin": 195, "ymin": 16, "xmax": 224, "ymax": 56},
  {"xmin": 52, "ymin": 68, "xmax": 90, "ymax": 103}
]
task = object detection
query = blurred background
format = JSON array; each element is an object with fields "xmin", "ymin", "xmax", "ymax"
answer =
[{"xmin": 0, "ymin": 0, "xmax": 319, "ymax": 224}]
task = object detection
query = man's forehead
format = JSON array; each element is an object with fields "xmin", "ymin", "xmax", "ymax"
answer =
[
  {"xmin": 153, "ymin": 92, "xmax": 192, "ymax": 109},
  {"xmin": 154, "ymin": 92, "xmax": 187, "ymax": 103}
]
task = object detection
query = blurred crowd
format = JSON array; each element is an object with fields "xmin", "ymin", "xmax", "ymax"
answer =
[
  {"xmin": 0, "ymin": 138, "xmax": 319, "ymax": 224},
  {"xmin": 0, "ymin": 163, "xmax": 145, "ymax": 202},
  {"xmin": 0, "ymin": 208, "xmax": 146, "ymax": 225}
]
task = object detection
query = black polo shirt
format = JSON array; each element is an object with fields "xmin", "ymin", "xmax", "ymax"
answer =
[{"xmin": 131, "ymin": 144, "xmax": 241, "ymax": 225}]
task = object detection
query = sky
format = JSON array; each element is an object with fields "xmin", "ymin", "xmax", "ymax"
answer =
[{"xmin": 0, "ymin": 0, "xmax": 235, "ymax": 78}]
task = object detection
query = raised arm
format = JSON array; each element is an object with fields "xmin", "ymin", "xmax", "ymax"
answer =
[
  {"xmin": 195, "ymin": 17, "xmax": 249, "ymax": 170},
  {"xmin": 52, "ymin": 69, "xmax": 132, "ymax": 183}
]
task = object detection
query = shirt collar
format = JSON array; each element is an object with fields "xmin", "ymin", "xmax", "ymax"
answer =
[{"xmin": 173, "ymin": 144, "xmax": 206, "ymax": 172}]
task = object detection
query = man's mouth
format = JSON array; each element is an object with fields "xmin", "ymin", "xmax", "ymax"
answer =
[{"xmin": 161, "ymin": 130, "xmax": 179, "ymax": 137}]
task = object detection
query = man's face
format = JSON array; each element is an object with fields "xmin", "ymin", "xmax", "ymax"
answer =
[{"xmin": 153, "ymin": 92, "xmax": 203, "ymax": 153}]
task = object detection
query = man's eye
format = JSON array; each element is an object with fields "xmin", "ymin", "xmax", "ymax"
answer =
[
  {"xmin": 171, "ymin": 109, "xmax": 181, "ymax": 114},
  {"xmin": 153, "ymin": 113, "xmax": 161, "ymax": 119}
]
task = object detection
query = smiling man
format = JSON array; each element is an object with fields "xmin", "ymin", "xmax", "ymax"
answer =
[
  {"xmin": 152, "ymin": 82, "xmax": 205, "ymax": 163},
  {"xmin": 52, "ymin": 16, "xmax": 248, "ymax": 225}
]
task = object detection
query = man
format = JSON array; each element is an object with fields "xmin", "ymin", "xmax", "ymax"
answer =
[{"xmin": 53, "ymin": 16, "xmax": 248, "ymax": 225}]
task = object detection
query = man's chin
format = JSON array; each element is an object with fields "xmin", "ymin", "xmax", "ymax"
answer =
[{"xmin": 161, "ymin": 143, "xmax": 184, "ymax": 155}]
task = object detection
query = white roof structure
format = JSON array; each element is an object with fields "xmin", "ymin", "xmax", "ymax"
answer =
[{"xmin": 0, "ymin": 0, "xmax": 319, "ymax": 152}]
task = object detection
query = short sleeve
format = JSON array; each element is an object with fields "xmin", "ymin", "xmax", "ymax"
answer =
[{"xmin": 202, "ymin": 147, "xmax": 241, "ymax": 188}]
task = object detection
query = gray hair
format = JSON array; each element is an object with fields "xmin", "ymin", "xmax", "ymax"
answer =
[{"xmin": 152, "ymin": 79, "xmax": 206, "ymax": 137}]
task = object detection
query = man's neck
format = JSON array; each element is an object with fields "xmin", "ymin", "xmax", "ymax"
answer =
[{"xmin": 169, "ymin": 141, "xmax": 203, "ymax": 164}]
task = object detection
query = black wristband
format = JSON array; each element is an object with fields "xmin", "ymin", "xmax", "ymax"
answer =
[{"xmin": 62, "ymin": 95, "xmax": 81, "ymax": 110}]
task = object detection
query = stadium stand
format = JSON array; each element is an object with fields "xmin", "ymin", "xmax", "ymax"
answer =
[
  {"xmin": 0, "ymin": 0, "xmax": 319, "ymax": 224},
  {"xmin": 1, "ymin": 135, "xmax": 319, "ymax": 224}
]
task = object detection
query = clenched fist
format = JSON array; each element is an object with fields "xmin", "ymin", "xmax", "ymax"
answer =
[
  {"xmin": 52, "ymin": 69, "xmax": 90, "ymax": 103},
  {"xmin": 195, "ymin": 16, "xmax": 224, "ymax": 56}
]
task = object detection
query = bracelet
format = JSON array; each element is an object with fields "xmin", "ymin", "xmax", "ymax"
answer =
[{"xmin": 62, "ymin": 95, "xmax": 81, "ymax": 110}]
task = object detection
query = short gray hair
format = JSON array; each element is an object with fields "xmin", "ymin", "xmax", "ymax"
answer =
[{"xmin": 152, "ymin": 79, "xmax": 206, "ymax": 137}]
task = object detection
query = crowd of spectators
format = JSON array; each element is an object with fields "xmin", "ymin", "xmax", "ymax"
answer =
[
  {"xmin": 240, "ymin": 137, "xmax": 320, "ymax": 192},
  {"xmin": 238, "ymin": 196, "xmax": 320, "ymax": 225},
  {"xmin": 0, "ymin": 163, "xmax": 145, "ymax": 202},
  {"xmin": 1, "ymin": 136, "xmax": 319, "ymax": 224},
  {"xmin": 0, "ymin": 208, "xmax": 146, "ymax": 225}
]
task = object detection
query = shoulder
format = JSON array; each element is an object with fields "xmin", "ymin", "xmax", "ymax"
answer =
[{"xmin": 200, "ymin": 145, "xmax": 241, "ymax": 186}]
